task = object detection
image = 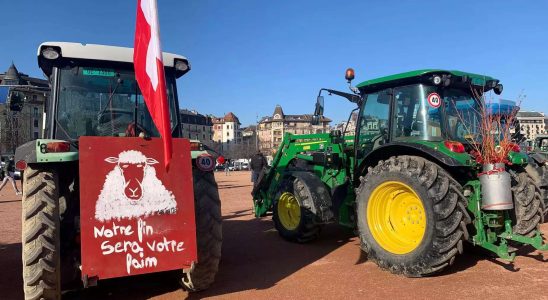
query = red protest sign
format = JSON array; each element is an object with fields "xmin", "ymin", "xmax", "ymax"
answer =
[{"xmin": 79, "ymin": 137, "xmax": 196, "ymax": 280}]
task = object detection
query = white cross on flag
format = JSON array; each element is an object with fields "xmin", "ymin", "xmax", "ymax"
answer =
[{"xmin": 134, "ymin": 0, "xmax": 172, "ymax": 169}]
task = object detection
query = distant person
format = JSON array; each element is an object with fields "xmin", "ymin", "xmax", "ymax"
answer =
[
  {"xmin": 250, "ymin": 150, "xmax": 267, "ymax": 187},
  {"xmin": 0, "ymin": 156, "xmax": 21, "ymax": 195},
  {"xmin": 224, "ymin": 160, "xmax": 230, "ymax": 176}
]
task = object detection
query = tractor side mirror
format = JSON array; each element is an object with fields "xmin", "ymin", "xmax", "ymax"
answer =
[{"xmin": 312, "ymin": 95, "xmax": 324, "ymax": 125}]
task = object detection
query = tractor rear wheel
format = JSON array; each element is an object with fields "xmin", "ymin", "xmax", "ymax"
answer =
[
  {"xmin": 356, "ymin": 156, "xmax": 470, "ymax": 277},
  {"xmin": 542, "ymin": 164, "xmax": 548, "ymax": 218},
  {"xmin": 510, "ymin": 169, "xmax": 544, "ymax": 236},
  {"xmin": 273, "ymin": 176, "xmax": 326, "ymax": 243},
  {"xmin": 21, "ymin": 166, "xmax": 61, "ymax": 300},
  {"xmin": 181, "ymin": 169, "xmax": 222, "ymax": 292}
]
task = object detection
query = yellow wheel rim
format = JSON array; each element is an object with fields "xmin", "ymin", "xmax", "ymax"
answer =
[
  {"xmin": 367, "ymin": 181, "xmax": 426, "ymax": 254},
  {"xmin": 277, "ymin": 192, "xmax": 301, "ymax": 230}
]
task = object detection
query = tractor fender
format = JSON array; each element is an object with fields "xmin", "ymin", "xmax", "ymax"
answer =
[
  {"xmin": 357, "ymin": 142, "xmax": 466, "ymax": 179},
  {"xmin": 15, "ymin": 140, "xmax": 37, "ymax": 164},
  {"xmin": 15, "ymin": 139, "xmax": 78, "ymax": 166},
  {"xmin": 286, "ymin": 171, "xmax": 335, "ymax": 223}
]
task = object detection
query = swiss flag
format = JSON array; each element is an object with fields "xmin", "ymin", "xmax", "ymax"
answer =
[{"xmin": 134, "ymin": 0, "xmax": 172, "ymax": 169}]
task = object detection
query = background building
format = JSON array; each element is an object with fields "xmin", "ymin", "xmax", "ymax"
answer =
[
  {"xmin": 516, "ymin": 111, "xmax": 546, "ymax": 141},
  {"xmin": 257, "ymin": 105, "xmax": 331, "ymax": 156},
  {"xmin": 0, "ymin": 63, "xmax": 49, "ymax": 154},
  {"xmin": 179, "ymin": 109, "xmax": 213, "ymax": 145},
  {"xmin": 333, "ymin": 112, "xmax": 358, "ymax": 136},
  {"xmin": 212, "ymin": 112, "xmax": 242, "ymax": 145}
]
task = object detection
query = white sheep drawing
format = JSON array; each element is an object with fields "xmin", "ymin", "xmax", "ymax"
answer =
[{"xmin": 95, "ymin": 150, "xmax": 177, "ymax": 222}]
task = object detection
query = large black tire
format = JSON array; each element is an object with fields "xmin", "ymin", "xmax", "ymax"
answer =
[
  {"xmin": 273, "ymin": 174, "xmax": 331, "ymax": 243},
  {"xmin": 509, "ymin": 169, "xmax": 544, "ymax": 236},
  {"xmin": 181, "ymin": 169, "xmax": 222, "ymax": 292},
  {"xmin": 21, "ymin": 166, "xmax": 61, "ymax": 300},
  {"xmin": 356, "ymin": 156, "xmax": 470, "ymax": 277},
  {"xmin": 542, "ymin": 164, "xmax": 548, "ymax": 218}
]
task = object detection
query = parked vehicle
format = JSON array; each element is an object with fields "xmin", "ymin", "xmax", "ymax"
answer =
[
  {"xmin": 253, "ymin": 69, "xmax": 546, "ymax": 277},
  {"xmin": 15, "ymin": 42, "xmax": 222, "ymax": 300}
]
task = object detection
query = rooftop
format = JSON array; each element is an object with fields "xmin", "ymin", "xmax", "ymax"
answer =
[
  {"xmin": 356, "ymin": 69, "xmax": 497, "ymax": 92},
  {"xmin": 517, "ymin": 111, "xmax": 545, "ymax": 118},
  {"xmin": 0, "ymin": 63, "xmax": 48, "ymax": 87}
]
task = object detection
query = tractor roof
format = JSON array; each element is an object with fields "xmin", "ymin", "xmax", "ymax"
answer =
[
  {"xmin": 37, "ymin": 42, "xmax": 188, "ymax": 76},
  {"xmin": 356, "ymin": 69, "xmax": 498, "ymax": 92}
]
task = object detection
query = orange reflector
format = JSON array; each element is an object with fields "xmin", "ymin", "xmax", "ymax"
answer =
[
  {"xmin": 46, "ymin": 142, "xmax": 70, "ymax": 153},
  {"xmin": 190, "ymin": 142, "xmax": 202, "ymax": 151},
  {"xmin": 444, "ymin": 140, "xmax": 465, "ymax": 153},
  {"xmin": 16, "ymin": 160, "xmax": 27, "ymax": 170}
]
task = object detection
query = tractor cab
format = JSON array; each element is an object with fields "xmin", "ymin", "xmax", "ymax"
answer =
[
  {"xmin": 37, "ymin": 42, "xmax": 190, "ymax": 140},
  {"xmin": 314, "ymin": 69, "xmax": 507, "ymax": 171}
]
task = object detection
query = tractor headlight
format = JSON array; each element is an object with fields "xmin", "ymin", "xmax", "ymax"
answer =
[
  {"xmin": 432, "ymin": 75, "xmax": 442, "ymax": 85},
  {"xmin": 175, "ymin": 59, "xmax": 190, "ymax": 73},
  {"xmin": 494, "ymin": 83, "xmax": 503, "ymax": 95},
  {"xmin": 41, "ymin": 47, "xmax": 60, "ymax": 60}
]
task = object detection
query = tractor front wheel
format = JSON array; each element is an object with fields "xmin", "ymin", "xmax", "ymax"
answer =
[
  {"xmin": 356, "ymin": 156, "xmax": 470, "ymax": 277},
  {"xmin": 21, "ymin": 166, "xmax": 61, "ymax": 300},
  {"xmin": 273, "ymin": 176, "xmax": 325, "ymax": 243},
  {"xmin": 181, "ymin": 169, "xmax": 222, "ymax": 292}
]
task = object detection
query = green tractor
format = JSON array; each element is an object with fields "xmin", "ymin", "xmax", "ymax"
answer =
[
  {"xmin": 252, "ymin": 69, "xmax": 547, "ymax": 276},
  {"xmin": 15, "ymin": 42, "xmax": 222, "ymax": 299}
]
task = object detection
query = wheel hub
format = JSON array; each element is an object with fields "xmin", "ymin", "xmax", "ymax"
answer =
[
  {"xmin": 367, "ymin": 181, "xmax": 426, "ymax": 254},
  {"xmin": 278, "ymin": 192, "xmax": 301, "ymax": 230}
]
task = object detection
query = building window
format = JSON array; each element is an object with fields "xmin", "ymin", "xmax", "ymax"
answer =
[
  {"xmin": 34, "ymin": 119, "xmax": 39, "ymax": 128},
  {"xmin": 33, "ymin": 94, "xmax": 37, "ymax": 101},
  {"xmin": 34, "ymin": 132, "xmax": 39, "ymax": 139},
  {"xmin": 33, "ymin": 107, "xmax": 39, "ymax": 118}
]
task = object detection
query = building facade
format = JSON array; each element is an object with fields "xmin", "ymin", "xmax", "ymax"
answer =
[
  {"xmin": 212, "ymin": 112, "xmax": 242, "ymax": 144},
  {"xmin": 333, "ymin": 112, "xmax": 358, "ymax": 136},
  {"xmin": 0, "ymin": 63, "xmax": 49, "ymax": 154},
  {"xmin": 257, "ymin": 105, "xmax": 331, "ymax": 156},
  {"xmin": 516, "ymin": 111, "xmax": 546, "ymax": 141},
  {"xmin": 179, "ymin": 109, "xmax": 213, "ymax": 145}
]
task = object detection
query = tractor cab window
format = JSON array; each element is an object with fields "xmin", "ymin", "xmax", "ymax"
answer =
[
  {"xmin": 392, "ymin": 84, "xmax": 443, "ymax": 141},
  {"xmin": 55, "ymin": 66, "xmax": 179, "ymax": 139},
  {"xmin": 356, "ymin": 90, "xmax": 391, "ymax": 159},
  {"xmin": 442, "ymin": 89, "xmax": 482, "ymax": 142}
]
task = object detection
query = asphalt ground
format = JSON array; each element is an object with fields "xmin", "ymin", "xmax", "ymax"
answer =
[{"xmin": 1, "ymin": 171, "xmax": 547, "ymax": 299}]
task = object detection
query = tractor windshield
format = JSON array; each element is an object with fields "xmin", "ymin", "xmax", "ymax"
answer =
[{"xmin": 55, "ymin": 65, "xmax": 178, "ymax": 139}]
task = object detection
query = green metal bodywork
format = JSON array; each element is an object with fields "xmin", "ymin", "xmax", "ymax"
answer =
[
  {"xmin": 253, "ymin": 133, "xmax": 479, "ymax": 227},
  {"xmin": 35, "ymin": 139, "xmax": 79, "ymax": 162},
  {"xmin": 465, "ymin": 180, "xmax": 548, "ymax": 260}
]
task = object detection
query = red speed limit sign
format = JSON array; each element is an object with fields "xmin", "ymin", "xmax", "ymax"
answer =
[
  {"xmin": 196, "ymin": 154, "xmax": 215, "ymax": 172},
  {"xmin": 427, "ymin": 93, "xmax": 441, "ymax": 108}
]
